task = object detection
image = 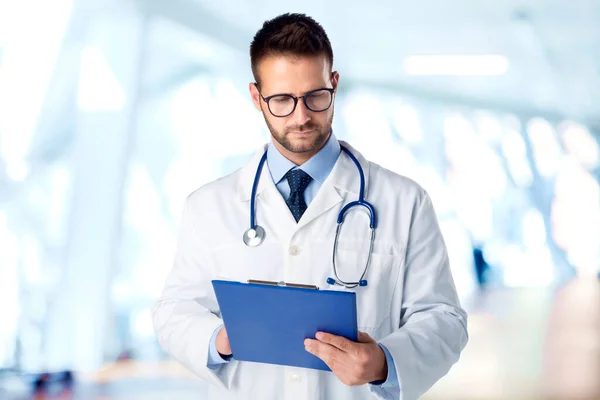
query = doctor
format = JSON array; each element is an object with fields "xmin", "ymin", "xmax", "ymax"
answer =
[{"xmin": 153, "ymin": 12, "xmax": 468, "ymax": 400}]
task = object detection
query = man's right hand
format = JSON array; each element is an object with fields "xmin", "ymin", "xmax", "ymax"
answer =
[{"xmin": 216, "ymin": 326, "xmax": 232, "ymax": 356}]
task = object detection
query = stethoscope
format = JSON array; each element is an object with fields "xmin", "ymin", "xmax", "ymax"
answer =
[{"xmin": 243, "ymin": 145, "xmax": 377, "ymax": 289}]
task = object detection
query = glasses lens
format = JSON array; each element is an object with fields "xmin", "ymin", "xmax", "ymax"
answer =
[
  {"xmin": 268, "ymin": 95, "xmax": 295, "ymax": 117},
  {"xmin": 305, "ymin": 90, "xmax": 332, "ymax": 112}
]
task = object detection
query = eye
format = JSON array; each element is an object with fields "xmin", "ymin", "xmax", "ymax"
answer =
[{"xmin": 271, "ymin": 96, "xmax": 293, "ymax": 104}]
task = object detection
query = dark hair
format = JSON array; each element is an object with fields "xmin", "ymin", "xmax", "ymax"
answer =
[{"xmin": 250, "ymin": 13, "xmax": 334, "ymax": 84}]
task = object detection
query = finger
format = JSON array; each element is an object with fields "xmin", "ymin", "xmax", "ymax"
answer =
[
  {"xmin": 305, "ymin": 340, "xmax": 365, "ymax": 386},
  {"xmin": 315, "ymin": 332, "xmax": 356, "ymax": 354},
  {"xmin": 357, "ymin": 331, "xmax": 374, "ymax": 344},
  {"xmin": 304, "ymin": 339, "xmax": 349, "ymax": 370}
]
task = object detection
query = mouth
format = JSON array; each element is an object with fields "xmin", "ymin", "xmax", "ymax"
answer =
[{"xmin": 289, "ymin": 129, "xmax": 316, "ymax": 135}]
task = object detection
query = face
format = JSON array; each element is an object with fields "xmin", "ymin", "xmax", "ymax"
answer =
[{"xmin": 249, "ymin": 54, "xmax": 339, "ymax": 165}]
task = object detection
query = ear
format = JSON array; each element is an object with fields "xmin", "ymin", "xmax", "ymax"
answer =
[
  {"xmin": 249, "ymin": 82, "xmax": 262, "ymax": 112},
  {"xmin": 331, "ymin": 71, "xmax": 340, "ymax": 93}
]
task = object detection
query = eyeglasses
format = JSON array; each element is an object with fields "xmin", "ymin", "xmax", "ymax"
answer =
[{"xmin": 255, "ymin": 84, "xmax": 335, "ymax": 118}]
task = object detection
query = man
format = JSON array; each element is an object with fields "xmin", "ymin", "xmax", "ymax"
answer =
[{"xmin": 153, "ymin": 13, "xmax": 468, "ymax": 400}]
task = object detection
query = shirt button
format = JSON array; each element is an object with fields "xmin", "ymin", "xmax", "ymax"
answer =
[
  {"xmin": 290, "ymin": 373, "xmax": 302, "ymax": 383},
  {"xmin": 289, "ymin": 245, "xmax": 300, "ymax": 256}
]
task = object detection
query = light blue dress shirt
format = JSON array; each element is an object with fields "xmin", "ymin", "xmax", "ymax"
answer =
[
  {"xmin": 206, "ymin": 132, "xmax": 399, "ymax": 392},
  {"xmin": 265, "ymin": 131, "xmax": 341, "ymax": 207}
]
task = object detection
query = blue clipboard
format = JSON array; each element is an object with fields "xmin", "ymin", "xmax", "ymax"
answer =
[{"xmin": 211, "ymin": 279, "xmax": 358, "ymax": 371}]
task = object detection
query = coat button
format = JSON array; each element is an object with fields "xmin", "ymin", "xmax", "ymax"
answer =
[
  {"xmin": 290, "ymin": 373, "xmax": 302, "ymax": 383},
  {"xmin": 289, "ymin": 245, "xmax": 300, "ymax": 256}
]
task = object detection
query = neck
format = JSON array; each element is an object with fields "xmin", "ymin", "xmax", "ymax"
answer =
[
  {"xmin": 272, "ymin": 133, "xmax": 331, "ymax": 166},
  {"xmin": 279, "ymin": 149, "xmax": 317, "ymax": 166}
]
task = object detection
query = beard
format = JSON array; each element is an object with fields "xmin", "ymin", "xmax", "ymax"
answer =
[{"xmin": 263, "ymin": 110, "xmax": 334, "ymax": 155}]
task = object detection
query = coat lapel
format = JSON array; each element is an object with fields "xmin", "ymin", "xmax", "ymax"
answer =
[
  {"xmin": 237, "ymin": 144, "xmax": 297, "ymax": 238},
  {"xmin": 296, "ymin": 141, "xmax": 371, "ymax": 231},
  {"xmin": 237, "ymin": 141, "xmax": 371, "ymax": 235}
]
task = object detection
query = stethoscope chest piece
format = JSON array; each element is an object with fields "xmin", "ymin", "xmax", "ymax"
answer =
[{"xmin": 243, "ymin": 225, "xmax": 265, "ymax": 247}]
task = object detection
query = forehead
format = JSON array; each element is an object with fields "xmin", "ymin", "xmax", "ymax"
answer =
[{"xmin": 256, "ymin": 54, "xmax": 331, "ymax": 95}]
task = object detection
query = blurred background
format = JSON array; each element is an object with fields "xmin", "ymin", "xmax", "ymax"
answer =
[{"xmin": 0, "ymin": 0, "xmax": 599, "ymax": 399}]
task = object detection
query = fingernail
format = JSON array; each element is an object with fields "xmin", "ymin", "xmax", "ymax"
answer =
[{"xmin": 316, "ymin": 332, "xmax": 323, "ymax": 340}]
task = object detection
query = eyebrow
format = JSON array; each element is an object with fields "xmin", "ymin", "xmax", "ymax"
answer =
[{"xmin": 264, "ymin": 85, "xmax": 330, "ymax": 97}]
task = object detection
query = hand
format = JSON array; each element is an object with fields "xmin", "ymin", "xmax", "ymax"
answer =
[
  {"xmin": 216, "ymin": 326, "xmax": 232, "ymax": 356},
  {"xmin": 304, "ymin": 331, "xmax": 387, "ymax": 386}
]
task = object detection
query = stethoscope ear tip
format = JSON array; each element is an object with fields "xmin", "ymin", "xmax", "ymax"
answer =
[
  {"xmin": 326, "ymin": 277, "xmax": 336, "ymax": 285},
  {"xmin": 359, "ymin": 280, "xmax": 368, "ymax": 287}
]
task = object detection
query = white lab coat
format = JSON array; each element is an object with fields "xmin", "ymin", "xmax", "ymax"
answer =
[{"xmin": 152, "ymin": 141, "xmax": 468, "ymax": 400}]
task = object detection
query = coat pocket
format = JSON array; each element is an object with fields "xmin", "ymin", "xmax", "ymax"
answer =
[{"xmin": 309, "ymin": 239, "xmax": 401, "ymax": 333}]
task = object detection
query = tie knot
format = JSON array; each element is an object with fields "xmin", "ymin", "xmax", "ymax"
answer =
[{"xmin": 285, "ymin": 169, "xmax": 312, "ymax": 194}]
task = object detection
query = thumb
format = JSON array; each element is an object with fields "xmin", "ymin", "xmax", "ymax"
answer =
[{"xmin": 358, "ymin": 331, "xmax": 375, "ymax": 343}]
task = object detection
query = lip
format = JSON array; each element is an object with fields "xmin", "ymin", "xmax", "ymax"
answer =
[{"xmin": 290, "ymin": 129, "xmax": 315, "ymax": 135}]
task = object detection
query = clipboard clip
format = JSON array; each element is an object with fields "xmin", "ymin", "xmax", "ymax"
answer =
[{"xmin": 248, "ymin": 279, "xmax": 320, "ymax": 290}]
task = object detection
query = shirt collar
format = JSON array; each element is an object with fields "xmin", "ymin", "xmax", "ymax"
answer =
[
  {"xmin": 267, "ymin": 131, "xmax": 341, "ymax": 185},
  {"xmin": 237, "ymin": 139, "xmax": 370, "ymax": 202}
]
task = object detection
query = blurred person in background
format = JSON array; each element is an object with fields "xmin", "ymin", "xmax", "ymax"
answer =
[{"xmin": 153, "ymin": 13, "xmax": 468, "ymax": 400}]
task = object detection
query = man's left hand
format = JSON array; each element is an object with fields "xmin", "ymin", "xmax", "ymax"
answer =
[{"xmin": 304, "ymin": 331, "xmax": 388, "ymax": 386}]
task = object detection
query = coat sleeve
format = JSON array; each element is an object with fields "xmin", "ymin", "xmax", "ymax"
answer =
[
  {"xmin": 152, "ymin": 195, "xmax": 238, "ymax": 389},
  {"xmin": 377, "ymin": 189, "xmax": 469, "ymax": 400}
]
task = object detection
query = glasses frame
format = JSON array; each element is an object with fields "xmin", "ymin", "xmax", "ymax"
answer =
[{"xmin": 254, "ymin": 84, "xmax": 335, "ymax": 118}]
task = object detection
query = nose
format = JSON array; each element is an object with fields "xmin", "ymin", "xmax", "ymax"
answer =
[{"xmin": 292, "ymin": 98, "xmax": 311, "ymax": 126}]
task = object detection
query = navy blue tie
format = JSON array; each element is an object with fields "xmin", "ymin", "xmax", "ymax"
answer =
[{"xmin": 285, "ymin": 169, "xmax": 312, "ymax": 222}]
